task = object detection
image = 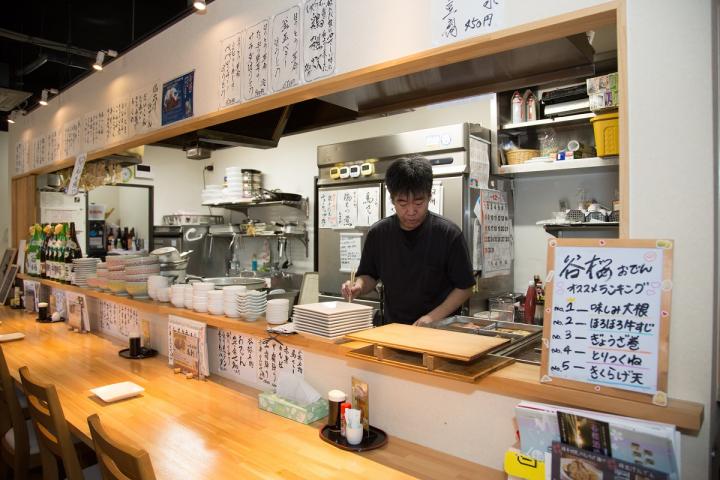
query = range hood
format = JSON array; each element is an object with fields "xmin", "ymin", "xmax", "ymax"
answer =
[{"xmin": 153, "ymin": 33, "xmax": 606, "ymax": 152}]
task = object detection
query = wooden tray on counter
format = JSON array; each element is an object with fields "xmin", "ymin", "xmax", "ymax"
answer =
[{"xmin": 345, "ymin": 324, "xmax": 513, "ymax": 383}]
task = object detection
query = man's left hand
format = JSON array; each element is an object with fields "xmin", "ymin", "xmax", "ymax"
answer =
[{"xmin": 413, "ymin": 315, "xmax": 434, "ymax": 326}]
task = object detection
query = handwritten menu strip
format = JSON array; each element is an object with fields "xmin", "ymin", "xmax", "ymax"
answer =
[
  {"xmin": 63, "ymin": 118, "xmax": 82, "ymax": 158},
  {"xmin": 339, "ymin": 232, "xmax": 362, "ymax": 273},
  {"xmin": 243, "ymin": 20, "xmax": 270, "ymax": 100},
  {"xmin": 129, "ymin": 82, "xmax": 161, "ymax": 136},
  {"xmin": 219, "ymin": 32, "xmax": 243, "ymax": 107},
  {"xmin": 303, "ymin": 0, "xmax": 336, "ymax": 82},
  {"xmin": 432, "ymin": 0, "xmax": 503, "ymax": 45},
  {"xmin": 104, "ymin": 97, "xmax": 130, "ymax": 143},
  {"xmin": 99, "ymin": 301, "xmax": 139, "ymax": 340},
  {"xmin": 336, "ymin": 189, "xmax": 358, "ymax": 228},
  {"xmin": 14, "ymin": 141, "xmax": 28, "ymax": 174},
  {"xmin": 271, "ymin": 5, "xmax": 302, "ymax": 92},
  {"xmin": 355, "ymin": 187, "xmax": 381, "ymax": 227},
  {"xmin": 475, "ymin": 189, "xmax": 512, "ymax": 277},
  {"xmin": 318, "ymin": 190, "xmax": 338, "ymax": 228},
  {"xmin": 543, "ymin": 240, "xmax": 673, "ymax": 398},
  {"xmin": 217, "ymin": 328, "xmax": 305, "ymax": 389},
  {"xmin": 257, "ymin": 340, "xmax": 304, "ymax": 389}
]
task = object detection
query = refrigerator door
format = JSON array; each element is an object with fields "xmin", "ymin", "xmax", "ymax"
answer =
[{"xmin": 317, "ymin": 183, "xmax": 382, "ymax": 299}]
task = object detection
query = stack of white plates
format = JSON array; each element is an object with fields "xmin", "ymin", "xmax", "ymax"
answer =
[
  {"xmin": 72, "ymin": 258, "xmax": 99, "ymax": 287},
  {"xmin": 223, "ymin": 285, "xmax": 246, "ymax": 318},
  {"xmin": 170, "ymin": 284, "xmax": 188, "ymax": 308},
  {"xmin": 239, "ymin": 290, "xmax": 267, "ymax": 322},
  {"xmin": 147, "ymin": 275, "xmax": 170, "ymax": 300},
  {"xmin": 266, "ymin": 298, "xmax": 290, "ymax": 325},
  {"xmin": 95, "ymin": 263, "xmax": 109, "ymax": 291},
  {"xmin": 201, "ymin": 185, "xmax": 223, "ymax": 205},
  {"xmin": 293, "ymin": 302, "xmax": 374, "ymax": 340},
  {"xmin": 224, "ymin": 167, "xmax": 248, "ymax": 202},
  {"xmin": 192, "ymin": 282, "xmax": 215, "ymax": 312},
  {"xmin": 206, "ymin": 290, "xmax": 224, "ymax": 315}
]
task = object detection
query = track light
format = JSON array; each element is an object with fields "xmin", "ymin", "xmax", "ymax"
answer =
[
  {"xmin": 92, "ymin": 49, "xmax": 118, "ymax": 71},
  {"xmin": 39, "ymin": 89, "xmax": 58, "ymax": 106},
  {"xmin": 7, "ymin": 111, "xmax": 16, "ymax": 124},
  {"xmin": 193, "ymin": 0, "xmax": 207, "ymax": 12}
]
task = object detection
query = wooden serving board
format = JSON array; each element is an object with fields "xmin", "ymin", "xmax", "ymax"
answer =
[{"xmin": 344, "ymin": 324, "xmax": 509, "ymax": 362}]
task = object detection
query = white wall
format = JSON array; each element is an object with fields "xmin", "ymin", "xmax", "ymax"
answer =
[
  {"xmin": 0, "ymin": 132, "xmax": 9, "ymax": 250},
  {"xmin": 626, "ymin": 1, "xmax": 716, "ymax": 478}
]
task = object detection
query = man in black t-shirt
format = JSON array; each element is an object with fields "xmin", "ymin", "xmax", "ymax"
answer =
[{"xmin": 341, "ymin": 157, "xmax": 475, "ymax": 326}]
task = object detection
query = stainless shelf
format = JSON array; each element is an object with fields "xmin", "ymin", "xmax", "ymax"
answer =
[
  {"xmin": 209, "ymin": 198, "xmax": 309, "ymax": 218},
  {"xmin": 497, "ymin": 156, "xmax": 618, "ymax": 176},
  {"xmin": 500, "ymin": 112, "xmax": 595, "ymax": 130},
  {"xmin": 543, "ymin": 222, "xmax": 619, "ymax": 237}
]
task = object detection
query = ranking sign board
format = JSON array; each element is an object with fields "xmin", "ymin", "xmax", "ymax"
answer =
[{"xmin": 540, "ymin": 239, "xmax": 674, "ymax": 405}]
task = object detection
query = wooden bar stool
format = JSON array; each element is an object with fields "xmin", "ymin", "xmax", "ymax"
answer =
[
  {"xmin": 87, "ymin": 415, "xmax": 156, "ymax": 480},
  {"xmin": 0, "ymin": 346, "xmax": 40, "ymax": 480},
  {"xmin": 18, "ymin": 367, "xmax": 99, "ymax": 480}
]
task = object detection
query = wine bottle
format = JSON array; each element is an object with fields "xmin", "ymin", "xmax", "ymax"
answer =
[
  {"xmin": 56, "ymin": 224, "xmax": 67, "ymax": 283},
  {"xmin": 39, "ymin": 224, "xmax": 50, "ymax": 278}
]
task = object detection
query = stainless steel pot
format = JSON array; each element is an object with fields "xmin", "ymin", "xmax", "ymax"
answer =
[
  {"xmin": 151, "ymin": 247, "xmax": 193, "ymax": 263},
  {"xmin": 202, "ymin": 277, "xmax": 266, "ymax": 290}
]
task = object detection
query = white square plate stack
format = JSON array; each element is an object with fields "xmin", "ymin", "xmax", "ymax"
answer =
[
  {"xmin": 293, "ymin": 302, "xmax": 374, "ymax": 340},
  {"xmin": 239, "ymin": 290, "xmax": 267, "ymax": 322},
  {"xmin": 72, "ymin": 258, "xmax": 99, "ymax": 287},
  {"xmin": 223, "ymin": 285, "xmax": 246, "ymax": 318}
]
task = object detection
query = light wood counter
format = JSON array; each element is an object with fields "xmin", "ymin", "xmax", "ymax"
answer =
[
  {"xmin": 19, "ymin": 275, "xmax": 704, "ymax": 433},
  {"xmin": 0, "ymin": 308, "xmax": 501, "ymax": 480}
]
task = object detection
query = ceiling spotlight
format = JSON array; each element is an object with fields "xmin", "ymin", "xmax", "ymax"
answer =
[
  {"xmin": 193, "ymin": 0, "xmax": 207, "ymax": 12},
  {"xmin": 7, "ymin": 111, "xmax": 16, "ymax": 124},
  {"xmin": 39, "ymin": 88, "xmax": 58, "ymax": 106},
  {"xmin": 93, "ymin": 51, "xmax": 105, "ymax": 71}
]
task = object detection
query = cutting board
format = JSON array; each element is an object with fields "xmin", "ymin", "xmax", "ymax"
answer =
[{"xmin": 345, "ymin": 324, "xmax": 509, "ymax": 361}]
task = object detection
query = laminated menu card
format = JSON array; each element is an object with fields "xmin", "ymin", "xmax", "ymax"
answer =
[{"xmin": 551, "ymin": 442, "xmax": 668, "ymax": 480}]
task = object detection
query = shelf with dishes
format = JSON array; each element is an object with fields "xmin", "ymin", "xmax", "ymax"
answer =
[
  {"xmin": 542, "ymin": 222, "xmax": 619, "ymax": 237},
  {"xmin": 208, "ymin": 198, "xmax": 309, "ymax": 217},
  {"xmin": 497, "ymin": 156, "xmax": 618, "ymax": 176},
  {"xmin": 499, "ymin": 112, "xmax": 596, "ymax": 132}
]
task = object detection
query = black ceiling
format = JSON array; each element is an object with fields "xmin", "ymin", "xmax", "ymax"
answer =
[{"xmin": 0, "ymin": 0, "xmax": 204, "ymax": 131}]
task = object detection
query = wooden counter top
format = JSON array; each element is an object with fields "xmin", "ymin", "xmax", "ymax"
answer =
[
  {"xmin": 0, "ymin": 308, "xmax": 501, "ymax": 480},
  {"xmin": 19, "ymin": 275, "xmax": 704, "ymax": 433}
]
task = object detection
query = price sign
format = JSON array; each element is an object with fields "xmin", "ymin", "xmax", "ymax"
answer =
[{"xmin": 540, "ymin": 239, "xmax": 674, "ymax": 405}]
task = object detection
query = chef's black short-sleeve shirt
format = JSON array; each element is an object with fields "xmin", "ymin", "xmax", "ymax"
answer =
[{"xmin": 356, "ymin": 213, "xmax": 475, "ymax": 325}]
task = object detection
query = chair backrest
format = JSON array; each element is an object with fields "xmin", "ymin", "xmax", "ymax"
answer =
[
  {"xmin": 19, "ymin": 366, "xmax": 84, "ymax": 480},
  {"xmin": 87, "ymin": 414, "xmax": 156, "ymax": 480},
  {"xmin": 0, "ymin": 346, "xmax": 30, "ymax": 462}
]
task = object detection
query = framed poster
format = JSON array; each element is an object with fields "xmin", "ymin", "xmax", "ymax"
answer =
[
  {"xmin": 540, "ymin": 238, "xmax": 673, "ymax": 406},
  {"xmin": 162, "ymin": 71, "xmax": 195, "ymax": 125}
]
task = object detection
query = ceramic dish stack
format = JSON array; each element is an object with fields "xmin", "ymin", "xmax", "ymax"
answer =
[
  {"xmin": 225, "ymin": 166, "xmax": 250, "ymax": 201},
  {"xmin": 170, "ymin": 284, "xmax": 187, "ymax": 308},
  {"xmin": 192, "ymin": 283, "xmax": 215, "ymax": 313},
  {"xmin": 71, "ymin": 258, "xmax": 99, "ymax": 287},
  {"xmin": 147, "ymin": 275, "xmax": 170, "ymax": 300},
  {"xmin": 156, "ymin": 286, "xmax": 171, "ymax": 303},
  {"xmin": 106, "ymin": 256, "xmax": 127, "ymax": 296},
  {"xmin": 239, "ymin": 290, "xmax": 267, "ymax": 322},
  {"xmin": 201, "ymin": 185, "xmax": 223, "ymax": 205},
  {"xmin": 95, "ymin": 262, "xmax": 109, "ymax": 291},
  {"xmin": 223, "ymin": 285, "xmax": 246, "ymax": 318},
  {"xmin": 293, "ymin": 302, "xmax": 374, "ymax": 340},
  {"xmin": 123, "ymin": 256, "xmax": 159, "ymax": 298},
  {"xmin": 206, "ymin": 290, "xmax": 224, "ymax": 315},
  {"xmin": 266, "ymin": 298, "xmax": 290, "ymax": 325}
]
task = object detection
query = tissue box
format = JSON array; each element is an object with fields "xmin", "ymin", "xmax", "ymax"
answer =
[{"xmin": 258, "ymin": 392, "xmax": 328, "ymax": 425}]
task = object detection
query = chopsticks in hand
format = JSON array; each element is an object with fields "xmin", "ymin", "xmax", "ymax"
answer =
[{"xmin": 348, "ymin": 270, "xmax": 356, "ymax": 303}]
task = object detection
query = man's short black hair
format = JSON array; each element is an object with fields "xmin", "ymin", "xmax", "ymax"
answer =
[{"xmin": 386, "ymin": 156, "xmax": 433, "ymax": 199}]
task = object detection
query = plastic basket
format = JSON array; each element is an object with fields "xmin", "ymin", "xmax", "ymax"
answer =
[
  {"xmin": 590, "ymin": 111, "xmax": 619, "ymax": 156},
  {"xmin": 505, "ymin": 149, "xmax": 540, "ymax": 165}
]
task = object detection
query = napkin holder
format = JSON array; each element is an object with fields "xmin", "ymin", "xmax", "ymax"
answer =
[{"xmin": 258, "ymin": 392, "xmax": 328, "ymax": 425}]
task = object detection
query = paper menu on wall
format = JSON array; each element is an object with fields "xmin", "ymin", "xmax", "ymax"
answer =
[
  {"xmin": 243, "ymin": 20, "xmax": 270, "ymax": 100},
  {"xmin": 339, "ymin": 232, "xmax": 362, "ymax": 273},
  {"xmin": 63, "ymin": 118, "xmax": 82, "ymax": 158},
  {"xmin": 355, "ymin": 187, "xmax": 380, "ymax": 227},
  {"xmin": 545, "ymin": 243, "xmax": 670, "ymax": 396},
  {"xmin": 99, "ymin": 301, "xmax": 140, "ymax": 340},
  {"xmin": 431, "ymin": 0, "xmax": 504, "ymax": 45},
  {"xmin": 336, "ymin": 190, "xmax": 358, "ymax": 228},
  {"xmin": 271, "ymin": 5, "xmax": 302, "ymax": 92},
  {"xmin": 129, "ymin": 81, "xmax": 161, "ymax": 135},
  {"xmin": 257, "ymin": 340, "xmax": 304, "ymax": 389},
  {"xmin": 303, "ymin": 0, "xmax": 336, "ymax": 82},
  {"xmin": 469, "ymin": 136, "xmax": 489, "ymax": 189},
  {"xmin": 475, "ymin": 189, "xmax": 512, "ymax": 277},
  {"xmin": 65, "ymin": 292, "xmax": 90, "ymax": 332},
  {"xmin": 318, "ymin": 190, "xmax": 338, "ymax": 228},
  {"xmin": 217, "ymin": 330, "xmax": 257, "ymax": 385},
  {"xmin": 219, "ymin": 32, "xmax": 243, "ymax": 107}
]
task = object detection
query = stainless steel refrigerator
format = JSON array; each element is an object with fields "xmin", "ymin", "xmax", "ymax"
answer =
[{"xmin": 315, "ymin": 123, "xmax": 513, "ymax": 319}]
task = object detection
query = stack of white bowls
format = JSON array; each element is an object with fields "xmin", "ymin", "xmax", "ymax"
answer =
[
  {"xmin": 240, "ymin": 290, "xmax": 267, "ymax": 321},
  {"xmin": 95, "ymin": 263, "xmax": 109, "ymax": 291},
  {"xmin": 156, "ymin": 286, "xmax": 171, "ymax": 303},
  {"xmin": 192, "ymin": 282, "xmax": 215, "ymax": 312},
  {"xmin": 147, "ymin": 275, "xmax": 170, "ymax": 300},
  {"xmin": 170, "ymin": 284, "xmax": 187, "ymax": 308},
  {"xmin": 223, "ymin": 285, "xmax": 246, "ymax": 318},
  {"xmin": 206, "ymin": 290, "xmax": 224, "ymax": 315},
  {"xmin": 184, "ymin": 284, "xmax": 195, "ymax": 309},
  {"xmin": 201, "ymin": 185, "xmax": 223, "ymax": 205},
  {"xmin": 266, "ymin": 298, "xmax": 290, "ymax": 325},
  {"xmin": 224, "ymin": 167, "xmax": 247, "ymax": 201}
]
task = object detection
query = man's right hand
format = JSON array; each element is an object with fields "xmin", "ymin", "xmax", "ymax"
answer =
[{"xmin": 341, "ymin": 280, "xmax": 362, "ymax": 301}]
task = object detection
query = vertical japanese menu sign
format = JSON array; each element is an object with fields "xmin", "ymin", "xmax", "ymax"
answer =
[
  {"xmin": 243, "ymin": 20, "xmax": 270, "ymax": 100},
  {"xmin": 219, "ymin": 32, "xmax": 243, "ymax": 107},
  {"xmin": 303, "ymin": 0, "xmax": 336, "ymax": 82},
  {"xmin": 271, "ymin": 5, "xmax": 301, "ymax": 92},
  {"xmin": 431, "ymin": 0, "xmax": 504, "ymax": 45},
  {"xmin": 541, "ymin": 239, "xmax": 674, "ymax": 403}
]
